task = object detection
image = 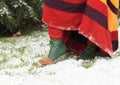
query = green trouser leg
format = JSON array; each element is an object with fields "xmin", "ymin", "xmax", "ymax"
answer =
[
  {"xmin": 77, "ymin": 45, "xmax": 98, "ymax": 60},
  {"xmin": 48, "ymin": 39, "xmax": 67, "ymax": 61}
]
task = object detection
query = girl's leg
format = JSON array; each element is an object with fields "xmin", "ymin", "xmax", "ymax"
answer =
[
  {"xmin": 39, "ymin": 26, "xmax": 67, "ymax": 66},
  {"xmin": 77, "ymin": 40, "xmax": 98, "ymax": 60}
]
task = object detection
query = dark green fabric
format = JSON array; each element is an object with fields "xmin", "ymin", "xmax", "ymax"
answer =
[
  {"xmin": 48, "ymin": 39, "xmax": 67, "ymax": 61},
  {"xmin": 77, "ymin": 45, "xmax": 98, "ymax": 60}
]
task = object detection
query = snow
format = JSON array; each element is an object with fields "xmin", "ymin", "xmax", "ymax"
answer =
[
  {"xmin": 0, "ymin": 26, "xmax": 120, "ymax": 85},
  {"xmin": 0, "ymin": 7, "xmax": 10, "ymax": 16}
]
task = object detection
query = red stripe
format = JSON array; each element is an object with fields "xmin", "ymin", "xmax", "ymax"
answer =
[
  {"xmin": 42, "ymin": 5, "xmax": 83, "ymax": 30},
  {"xmin": 110, "ymin": 31, "xmax": 118, "ymax": 40},
  {"xmin": 84, "ymin": 4, "xmax": 108, "ymax": 29},
  {"xmin": 48, "ymin": 26, "xmax": 64, "ymax": 38},
  {"xmin": 87, "ymin": 0, "xmax": 108, "ymax": 17},
  {"xmin": 79, "ymin": 15, "xmax": 113, "ymax": 53}
]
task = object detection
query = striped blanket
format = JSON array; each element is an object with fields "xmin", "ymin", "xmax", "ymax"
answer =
[{"xmin": 42, "ymin": 0, "xmax": 119, "ymax": 56}]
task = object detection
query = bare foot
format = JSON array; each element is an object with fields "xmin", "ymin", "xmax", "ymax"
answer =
[{"xmin": 39, "ymin": 57, "xmax": 54, "ymax": 66}]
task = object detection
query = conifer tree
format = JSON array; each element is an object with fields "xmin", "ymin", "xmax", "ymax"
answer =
[{"xmin": 0, "ymin": 0, "xmax": 43, "ymax": 36}]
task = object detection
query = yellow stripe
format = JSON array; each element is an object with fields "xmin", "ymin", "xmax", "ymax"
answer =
[
  {"xmin": 100, "ymin": 0, "xmax": 107, "ymax": 4},
  {"xmin": 101, "ymin": 0, "xmax": 119, "ymax": 32},
  {"xmin": 110, "ymin": 0, "xmax": 119, "ymax": 8}
]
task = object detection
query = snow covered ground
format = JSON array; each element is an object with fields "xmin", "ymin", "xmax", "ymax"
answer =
[{"xmin": 0, "ymin": 25, "xmax": 120, "ymax": 85}]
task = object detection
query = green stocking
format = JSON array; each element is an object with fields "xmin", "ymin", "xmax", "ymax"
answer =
[
  {"xmin": 77, "ymin": 45, "xmax": 98, "ymax": 60},
  {"xmin": 48, "ymin": 39, "xmax": 67, "ymax": 61}
]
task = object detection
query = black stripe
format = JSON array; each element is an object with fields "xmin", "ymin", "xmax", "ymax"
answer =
[
  {"xmin": 112, "ymin": 40, "xmax": 118, "ymax": 51},
  {"xmin": 44, "ymin": 0, "xmax": 86, "ymax": 13},
  {"xmin": 45, "ymin": 0, "xmax": 108, "ymax": 29},
  {"xmin": 107, "ymin": 0, "xmax": 118, "ymax": 14},
  {"xmin": 85, "ymin": 5, "xmax": 108, "ymax": 29}
]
